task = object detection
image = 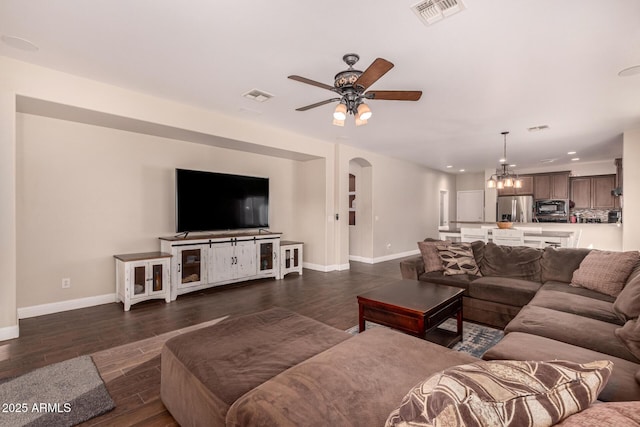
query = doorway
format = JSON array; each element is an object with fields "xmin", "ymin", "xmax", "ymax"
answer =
[{"xmin": 348, "ymin": 158, "xmax": 373, "ymax": 262}]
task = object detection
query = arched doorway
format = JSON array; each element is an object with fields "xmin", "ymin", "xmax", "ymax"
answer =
[{"xmin": 348, "ymin": 157, "xmax": 373, "ymax": 262}]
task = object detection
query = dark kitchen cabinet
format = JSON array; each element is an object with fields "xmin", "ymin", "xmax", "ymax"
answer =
[
  {"xmin": 570, "ymin": 174, "xmax": 616, "ymax": 209},
  {"xmin": 533, "ymin": 172, "xmax": 569, "ymax": 200}
]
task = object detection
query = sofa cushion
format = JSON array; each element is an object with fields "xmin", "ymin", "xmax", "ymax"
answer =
[
  {"xmin": 505, "ymin": 305, "xmax": 640, "ymax": 363},
  {"xmin": 479, "ymin": 242, "xmax": 542, "ymax": 282},
  {"xmin": 571, "ymin": 250, "xmax": 640, "ymax": 297},
  {"xmin": 614, "ymin": 270, "xmax": 640, "ymax": 321},
  {"xmin": 436, "ymin": 242, "xmax": 481, "ymax": 276},
  {"xmin": 385, "ymin": 359, "xmax": 612, "ymax": 427},
  {"xmin": 529, "ymin": 288, "xmax": 622, "ymax": 325},
  {"xmin": 468, "ymin": 277, "xmax": 541, "ymax": 307},
  {"xmin": 540, "ymin": 282, "xmax": 615, "ymax": 303},
  {"xmin": 160, "ymin": 307, "xmax": 351, "ymax": 427},
  {"xmin": 226, "ymin": 327, "xmax": 477, "ymax": 427},
  {"xmin": 483, "ymin": 332, "xmax": 640, "ymax": 402},
  {"xmin": 556, "ymin": 401, "xmax": 640, "ymax": 426},
  {"xmin": 419, "ymin": 271, "xmax": 476, "ymax": 294},
  {"xmin": 540, "ymin": 247, "xmax": 591, "ymax": 283},
  {"xmin": 615, "ymin": 319, "xmax": 640, "ymax": 361},
  {"xmin": 417, "ymin": 239, "xmax": 450, "ymax": 274}
]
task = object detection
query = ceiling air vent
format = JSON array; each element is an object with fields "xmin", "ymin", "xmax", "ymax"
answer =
[
  {"xmin": 411, "ymin": 0, "xmax": 466, "ymax": 26},
  {"xmin": 242, "ymin": 89, "xmax": 274, "ymax": 102}
]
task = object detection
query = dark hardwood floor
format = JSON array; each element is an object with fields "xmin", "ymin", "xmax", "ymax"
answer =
[{"xmin": 0, "ymin": 257, "xmax": 411, "ymax": 426}]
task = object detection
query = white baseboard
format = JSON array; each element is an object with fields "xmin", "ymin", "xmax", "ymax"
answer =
[
  {"xmin": 18, "ymin": 293, "xmax": 117, "ymax": 319},
  {"xmin": 0, "ymin": 324, "xmax": 19, "ymax": 341},
  {"xmin": 303, "ymin": 262, "xmax": 350, "ymax": 272},
  {"xmin": 350, "ymin": 249, "xmax": 420, "ymax": 265}
]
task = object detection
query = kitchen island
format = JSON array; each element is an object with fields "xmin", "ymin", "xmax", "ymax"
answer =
[
  {"xmin": 439, "ymin": 222, "xmax": 623, "ymax": 250},
  {"xmin": 439, "ymin": 228, "xmax": 575, "ymax": 248}
]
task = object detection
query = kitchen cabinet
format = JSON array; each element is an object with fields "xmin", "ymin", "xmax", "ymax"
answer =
[
  {"xmin": 570, "ymin": 175, "xmax": 616, "ymax": 209},
  {"xmin": 533, "ymin": 172, "xmax": 569, "ymax": 200},
  {"xmin": 497, "ymin": 175, "xmax": 533, "ymax": 196},
  {"xmin": 592, "ymin": 175, "xmax": 616, "ymax": 209}
]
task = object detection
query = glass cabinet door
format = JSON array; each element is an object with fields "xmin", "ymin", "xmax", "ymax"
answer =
[
  {"xmin": 259, "ymin": 242, "xmax": 273, "ymax": 271},
  {"xmin": 151, "ymin": 263, "xmax": 164, "ymax": 292},
  {"xmin": 180, "ymin": 248, "xmax": 202, "ymax": 284},
  {"xmin": 133, "ymin": 265, "xmax": 147, "ymax": 296}
]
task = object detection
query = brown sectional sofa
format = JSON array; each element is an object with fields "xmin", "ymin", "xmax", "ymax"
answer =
[
  {"xmin": 401, "ymin": 240, "xmax": 640, "ymax": 402},
  {"xmin": 160, "ymin": 307, "xmax": 640, "ymax": 426}
]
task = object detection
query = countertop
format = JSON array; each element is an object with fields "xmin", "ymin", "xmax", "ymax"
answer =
[{"xmin": 442, "ymin": 228, "xmax": 573, "ymax": 238}]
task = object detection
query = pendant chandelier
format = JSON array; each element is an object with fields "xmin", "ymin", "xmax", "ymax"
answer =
[{"xmin": 486, "ymin": 131, "xmax": 522, "ymax": 189}]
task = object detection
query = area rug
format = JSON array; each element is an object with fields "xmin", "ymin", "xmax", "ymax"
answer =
[
  {"xmin": 346, "ymin": 318, "xmax": 504, "ymax": 358},
  {"xmin": 0, "ymin": 355, "xmax": 114, "ymax": 427}
]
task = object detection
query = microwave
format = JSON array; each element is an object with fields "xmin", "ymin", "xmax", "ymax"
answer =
[{"xmin": 535, "ymin": 199, "xmax": 569, "ymax": 216}]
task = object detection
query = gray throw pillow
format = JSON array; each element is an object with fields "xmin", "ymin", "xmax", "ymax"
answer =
[{"xmin": 571, "ymin": 250, "xmax": 640, "ymax": 297}]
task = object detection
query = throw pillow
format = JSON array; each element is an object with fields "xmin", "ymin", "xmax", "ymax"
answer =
[
  {"xmin": 417, "ymin": 240, "xmax": 450, "ymax": 274},
  {"xmin": 613, "ymin": 270, "xmax": 640, "ymax": 321},
  {"xmin": 480, "ymin": 242, "xmax": 542, "ymax": 281},
  {"xmin": 540, "ymin": 247, "xmax": 591, "ymax": 284},
  {"xmin": 571, "ymin": 250, "xmax": 640, "ymax": 297},
  {"xmin": 436, "ymin": 242, "xmax": 481, "ymax": 276},
  {"xmin": 555, "ymin": 401, "xmax": 640, "ymax": 426},
  {"xmin": 386, "ymin": 359, "xmax": 612, "ymax": 427},
  {"xmin": 615, "ymin": 319, "xmax": 640, "ymax": 361}
]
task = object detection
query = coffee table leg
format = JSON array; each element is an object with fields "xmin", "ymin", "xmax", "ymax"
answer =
[
  {"xmin": 359, "ymin": 304, "xmax": 365, "ymax": 333},
  {"xmin": 456, "ymin": 305, "xmax": 463, "ymax": 337}
]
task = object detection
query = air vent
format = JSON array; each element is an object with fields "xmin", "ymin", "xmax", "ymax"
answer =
[
  {"xmin": 411, "ymin": 0, "xmax": 466, "ymax": 26},
  {"xmin": 528, "ymin": 125, "xmax": 550, "ymax": 132},
  {"xmin": 242, "ymin": 89, "xmax": 274, "ymax": 102}
]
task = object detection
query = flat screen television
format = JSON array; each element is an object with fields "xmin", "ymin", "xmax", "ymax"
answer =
[{"xmin": 175, "ymin": 168, "xmax": 269, "ymax": 232}]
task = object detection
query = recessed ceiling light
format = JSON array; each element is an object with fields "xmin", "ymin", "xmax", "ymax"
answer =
[
  {"xmin": 1, "ymin": 35, "xmax": 39, "ymax": 51},
  {"xmin": 446, "ymin": 165, "xmax": 453, "ymax": 168},
  {"xmin": 571, "ymin": 157, "xmax": 580, "ymax": 161},
  {"xmin": 459, "ymin": 169, "xmax": 465, "ymax": 172},
  {"xmin": 567, "ymin": 151, "xmax": 576, "ymax": 155},
  {"xmin": 618, "ymin": 65, "xmax": 640, "ymax": 77},
  {"xmin": 509, "ymin": 164, "xmax": 516, "ymax": 167}
]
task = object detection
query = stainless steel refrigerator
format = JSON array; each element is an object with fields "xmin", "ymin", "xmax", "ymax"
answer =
[{"xmin": 497, "ymin": 195, "xmax": 534, "ymax": 223}]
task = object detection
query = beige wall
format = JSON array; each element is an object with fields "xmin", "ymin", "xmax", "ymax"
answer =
[
  {"xmin": 16, "ymin": 113, "xmax": 314, "ymax": 307},
  {"xmin": 456, "ymin": 172, "xmax": 485, "ymax": 191},
  {"xmin": 0, "ymin": 92, "xmax": 17, "ymax": 336},
  {"xmin": 623, "ymin": 129, "xmax": 640, "ymax": 251},
  {"xmin": 337, "ymin": 145, "xmax": 456, "ymax": 265}
]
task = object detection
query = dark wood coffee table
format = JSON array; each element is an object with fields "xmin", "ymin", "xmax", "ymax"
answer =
[{"xmin": 357, "ymin": 279, "xmax": 464, "ymax": 348}]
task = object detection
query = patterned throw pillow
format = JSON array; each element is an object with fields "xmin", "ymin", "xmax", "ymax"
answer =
[
  {"xmin": 386, "ymin": 359, "xmax": 612, "ymax": 427},
  {"xmin": 571, "ymin": 250, "xmax": 640, "ymax": 297},
  {"xmin": 417, "ymin": 240, "xmax": 450, "ymax": 274},
  {"xmin": 436, "ymin": 242, "xmax": 481, "ymax": 276}
]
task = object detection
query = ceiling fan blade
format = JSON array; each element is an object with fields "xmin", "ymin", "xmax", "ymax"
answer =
[
  {"xmin": 365, "ymin": 90, "xmax": 423, "ymax": 101},
  {"xmin": 354, "ymin": 58, "xmax": 394, "ymax": 91},
  {"xmin": 295, "ymin": 98, "xmax": 341, "ymax": 111},
  {"xmin": 288, "ymin": 75, "xmax": 336, "ymax": 91}
]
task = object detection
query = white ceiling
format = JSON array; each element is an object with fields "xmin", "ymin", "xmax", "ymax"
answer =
[{"xmin": 1, "ymin": 0, "xmax": 639, "ymax": 174}]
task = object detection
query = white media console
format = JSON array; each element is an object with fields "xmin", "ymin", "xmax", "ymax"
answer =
[{"xmin": 159, "ymin": 231, "xmax": 282, "ymax": 300}]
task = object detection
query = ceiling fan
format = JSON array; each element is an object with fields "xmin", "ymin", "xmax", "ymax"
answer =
[{"xmin": 288, "ymin": 53, "xmax": 422, "ymax": 126}]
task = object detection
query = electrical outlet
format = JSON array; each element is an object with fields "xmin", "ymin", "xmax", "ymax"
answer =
[{"xmin": 62, "ymin": 278, "xmax": 71, "ymax": 288}]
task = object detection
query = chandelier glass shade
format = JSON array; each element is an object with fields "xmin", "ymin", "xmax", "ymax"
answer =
[
  {"xmin": 332, "ymin": 98, "xmax": 372, "ymax": 126},
  {"xmin": 487, "ymin": 131, "xmax": 522, "ymax": 189}
]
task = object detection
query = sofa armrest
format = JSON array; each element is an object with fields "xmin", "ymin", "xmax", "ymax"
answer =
[{"xmin": 400, "ymin": 255, "xmax": 425, "ymax": 280}]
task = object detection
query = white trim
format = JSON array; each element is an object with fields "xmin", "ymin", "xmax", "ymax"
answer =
[
  {"xmin": 0, "ymin": 324, "xmax": 19, "ymax": 341},
  {"xmin": 303, "ymin": 262, "xmax": 350, "ymax": 272},
  {"xmin": 18, "ymin": 293, "xmax": 117, "ymax": 319},
  {"xmin": 373, "ymin": 249, "xmax": 420, "ymax": 263},
  {"xmin": 349, "ymin": 255, "xmax": 374, "ymax": 264}
]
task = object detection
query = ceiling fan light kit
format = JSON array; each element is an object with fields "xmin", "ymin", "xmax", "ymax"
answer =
[
  {"xmin": 289, "ymin": 53, "xmax": 422, "ymax": 127},
  {"xmin": 487, "ymin": 131, "xmax": 522, "ymax": 189}
]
